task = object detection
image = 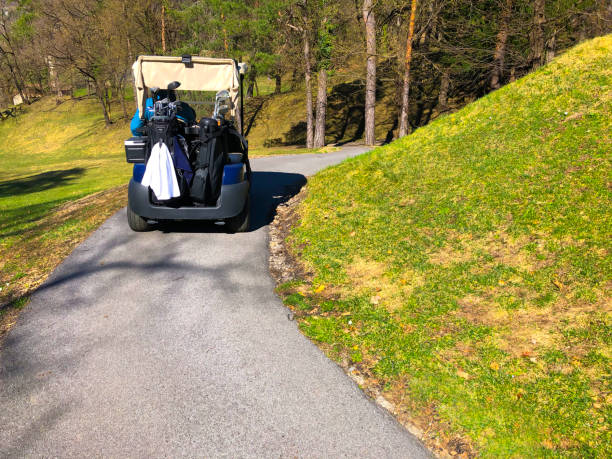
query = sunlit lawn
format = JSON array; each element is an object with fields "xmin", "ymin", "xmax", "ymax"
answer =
[{"xmin": 282, "ymin": 36, "xmax": 612, "ymax": 457}]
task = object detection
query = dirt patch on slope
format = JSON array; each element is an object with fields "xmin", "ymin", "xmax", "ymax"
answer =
[{"xmin": 268, "ymin": 188, "xmax": 312, "ymax": 285}]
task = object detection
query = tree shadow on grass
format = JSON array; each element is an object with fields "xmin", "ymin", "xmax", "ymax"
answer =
[
  {"xmin": 0, "ymin": 199, "xmax": 70, "ymax": 239},
  {"xmin": 0, "ymin": 168, "xmax": 85, "ymax": 198}
]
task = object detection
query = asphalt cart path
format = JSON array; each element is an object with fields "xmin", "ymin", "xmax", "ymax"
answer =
[{"xmin": 0, "ymin": 146, "xmax": 430, "ymax": 458}]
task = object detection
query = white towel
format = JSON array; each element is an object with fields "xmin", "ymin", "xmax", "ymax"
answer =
[{"xmin": 141, "ymin": 141, "xmax": 181, "ymax": 200}]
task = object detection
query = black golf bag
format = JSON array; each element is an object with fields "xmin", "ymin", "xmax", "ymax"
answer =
[{"xmin": 190, "ymin": 118, "xmax": 228, "ymax": 205}]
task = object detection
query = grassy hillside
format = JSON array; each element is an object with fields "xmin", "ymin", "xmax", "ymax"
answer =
[
  {"xmin": 244, "ymin": 78, "xmax": 399, "ymax": 148},
  {"xmin": 284, "ymin": 36, "xmax": 611, "ymax": 456}
]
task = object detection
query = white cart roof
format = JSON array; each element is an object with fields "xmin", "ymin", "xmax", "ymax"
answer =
[{"xmin": 132, "ymin": 55, "xmax": 240, "ymax": 119}]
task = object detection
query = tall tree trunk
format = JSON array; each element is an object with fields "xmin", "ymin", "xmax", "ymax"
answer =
[
  {"xmin": 363, "ymin": 0, "xmax": 376, "ymax": 145},
  {"xmin": 161, "ymin": 5, "xmax": 166, "ymax": 52},
  {"xmin": 222, "ymin": 13, "xmax": 228, "ymax": 52},
  {"xmin": 47, "ymin": 56, "xmax": 62, "ymax": 104},
  {"xmin": 104, "ymin": 86, "xmax": 112, "ymax": 120},
  {"xmin": 419, "ymin": 0, "xmax": 434, "ymax": 46},
  {"xmin": 313, "ymin": 68, "xmax": 327, "ymax": 148},
  {"xmin": 122, "ymin": 1, "xmax": 134, "ymax": 62},
  {"xmin": 291, "ymin": 67, "xmax": 300, "ymax": 90},
  {"xmin": 122, "ymin": 0, "xmax": 138, "ymax": 109},
  {"xmin": 545, "ymin": 30, "xmax": 556, "ymax": 63},
  {"xmin": 275, "ymin": 74, "xmax": 282, "ymax": 94},
  {"xmin": 120, "ymin": 89, "xmax": 128, "ymax": 120},
  {"xmin": 118, "ymin": 75, "xmax": 129, "ymax": 120},
  {"xmin": 303, "ymin": 29, "xmax": 314, "ymax": 148},
  {"xmin": 528, "ymin": 0, "xmax": 545, "ymax": 69},
  {"xmin": 95, "ymin": 82, "xmax": 111, "ymax": 126},
  {"xmin": 596, "ymin": 0, "xmax": 611, "ymax": 35},
  {"xmin": 398, "ymin": 0, "xmax": 418, "ymax": 138},
  {"xmin": 0, "ymin": 41, "xmax": 28, "ymax": 104},
  {"xmin": 235, "ymin": 84, "xmax": 242, "ymax": 135},
  {"xmin": 0, "ymin": 26, "xmax": 30, "ymax": 105},
  {"xmin": 126, "ymin": 35, "xmax": 133, "ymax": 64},
  {"xmin": 2, "ymin": 55, "xmax": 27, "ymax": 104},
  {"xmin": 490, "ymin": 0, "xmax": 513, "ymax": 90},
  {"xmin": 438, "ymin": 69, "xmax": 449, "ymax": 112},
  {"xmin": 35, "ymin": 75, "xmax": 45, "ymax": 96},
  {"xmin": 422, "ymin": 98, "xmax": 437, "ymax": 126}
]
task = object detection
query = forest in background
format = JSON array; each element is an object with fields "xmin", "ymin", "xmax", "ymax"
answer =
[{"xmin": 0, "ymin": 0, "xmax": 610, "ymax": 145}]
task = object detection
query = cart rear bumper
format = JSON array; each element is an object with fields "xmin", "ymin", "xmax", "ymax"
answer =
[{"xmin": 128, "ymin": 179, "xmax": 249, "ymax": 220}]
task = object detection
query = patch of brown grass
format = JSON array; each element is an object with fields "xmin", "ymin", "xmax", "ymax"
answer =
[
  {"xmin": 343, "ymin": 256, "xmax": 425, "ymax": 311},
  {"xmin": 456, "ymin": 288, "xmax": 611, "ymax": 359},
  {"xmin": 429, "ymin": 230, "xmax": 549, "ymax": 273}
]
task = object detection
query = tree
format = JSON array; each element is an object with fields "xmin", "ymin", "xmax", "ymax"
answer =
[
  {"xmin": 0, "ymin": 0, "xmax": 33, "ymax": 104},
  {"xmin": 398, "ymin": 0, "xmax": 417, "ymax": 138},
  {"xmin": 490, "ymin": 0, "xmax": 513, "ymax": 90},
  {"xmin": 34, "ymin": 0, "xmax": 139, "ymax": 125},
  {"xmin": 161, "ymin": 3, "xmax": 167, "ymax": 52},
  {"xmin": 303, "ymin": 24, "xmax": 314, "ymax": 148},
  {"xmin": 313, "ymin": 14, "xmax": 334, "ymax": 148},
  {"xmin": 1, "ymin": 0, "xmax": 607, "ymax": 139},
  {"xmin": 528, "ymin": 0, "xmax": 546, "ymax": 69},
  {"xmin": 362, "ymin": 0, "xmax": 376, "ymax": 145},
  {"xmin": 282, "ymin": 0, "xmax": 316, "ymax": 148}
]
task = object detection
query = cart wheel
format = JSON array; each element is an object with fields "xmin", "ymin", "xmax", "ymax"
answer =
[
  {"xmin": 127, "ymin": 204, "xmax": 151, "ymax": 232},
  {"xmin": 225, "ymin": 195, "xmax": 250, "ymax": 233}
]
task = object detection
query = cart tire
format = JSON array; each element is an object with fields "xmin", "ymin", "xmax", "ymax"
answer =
[
  {"xmin": 127, "ymin": 204, "xmax": 151, "ymax": 232},
  {"xmin": 225, "ymin": 195, "xmax": 250, "ymax": 233}
]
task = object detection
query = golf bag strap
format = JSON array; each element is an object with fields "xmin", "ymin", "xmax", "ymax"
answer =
[
  {"xmin": 227, "ymin": 127, "xmax": 248, "ymax": 151},
  {"xmin": 200, "ymin": 129, "xmax": 224, "ymax": 144}
]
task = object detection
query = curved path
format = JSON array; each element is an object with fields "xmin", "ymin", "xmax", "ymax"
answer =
[{"xmin": 0, "ymin": 147, "xmax": 430, "ymax": 457}]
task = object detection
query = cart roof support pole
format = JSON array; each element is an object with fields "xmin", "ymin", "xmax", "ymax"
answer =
[{"xmin": 240, "ymin": 73, "xmax": 244, "ymax": 137}]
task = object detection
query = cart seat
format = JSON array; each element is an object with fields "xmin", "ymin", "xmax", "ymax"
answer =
[{"xmin": 228, "ymin": 152, "xmax": 243, "ymax": 164}]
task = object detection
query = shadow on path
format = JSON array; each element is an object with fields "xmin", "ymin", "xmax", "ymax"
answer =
[
  {"xmin": 249, "ymin": 171, "xmax": 307, "ymax": 230},
  {"xmin": 157, "ymin": 171, "xmax": 307, "ymax": 234}
]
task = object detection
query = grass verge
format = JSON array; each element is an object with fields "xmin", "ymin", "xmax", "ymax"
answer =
[
  {"xmin": 250, "ymin": 145, "xmax": 341, "ymax": 157},
  {"xmin": 280, "ymin": 36, "xmax": 611, "ymax": 457},
  {"xmin": 0, "ymin": 96, "xmax": 131, "ymax": 336}
]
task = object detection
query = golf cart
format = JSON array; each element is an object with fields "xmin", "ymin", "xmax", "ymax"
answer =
[{"xmin": 124, "ymin": 55, "xmax": 251, "ymax": 232}]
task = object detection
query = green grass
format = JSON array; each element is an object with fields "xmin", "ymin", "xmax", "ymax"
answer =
[
  {"xmin": 285, "ymin": 36, "xmax": 612, "ymax": 456},
  {"xmin": 0, "ymin": 97, "xmax": 131, "ymax": 236},
  {"xmin": 0, "ymin": 96, "xmax": 132, "ymax": 307},
  {"xmin": 253, "ymin": 75, "xmax": 293, "ymax": 96},
  {"xmin": 250, "ymin": 145, "xmax": 340, "ymax": 157}
]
